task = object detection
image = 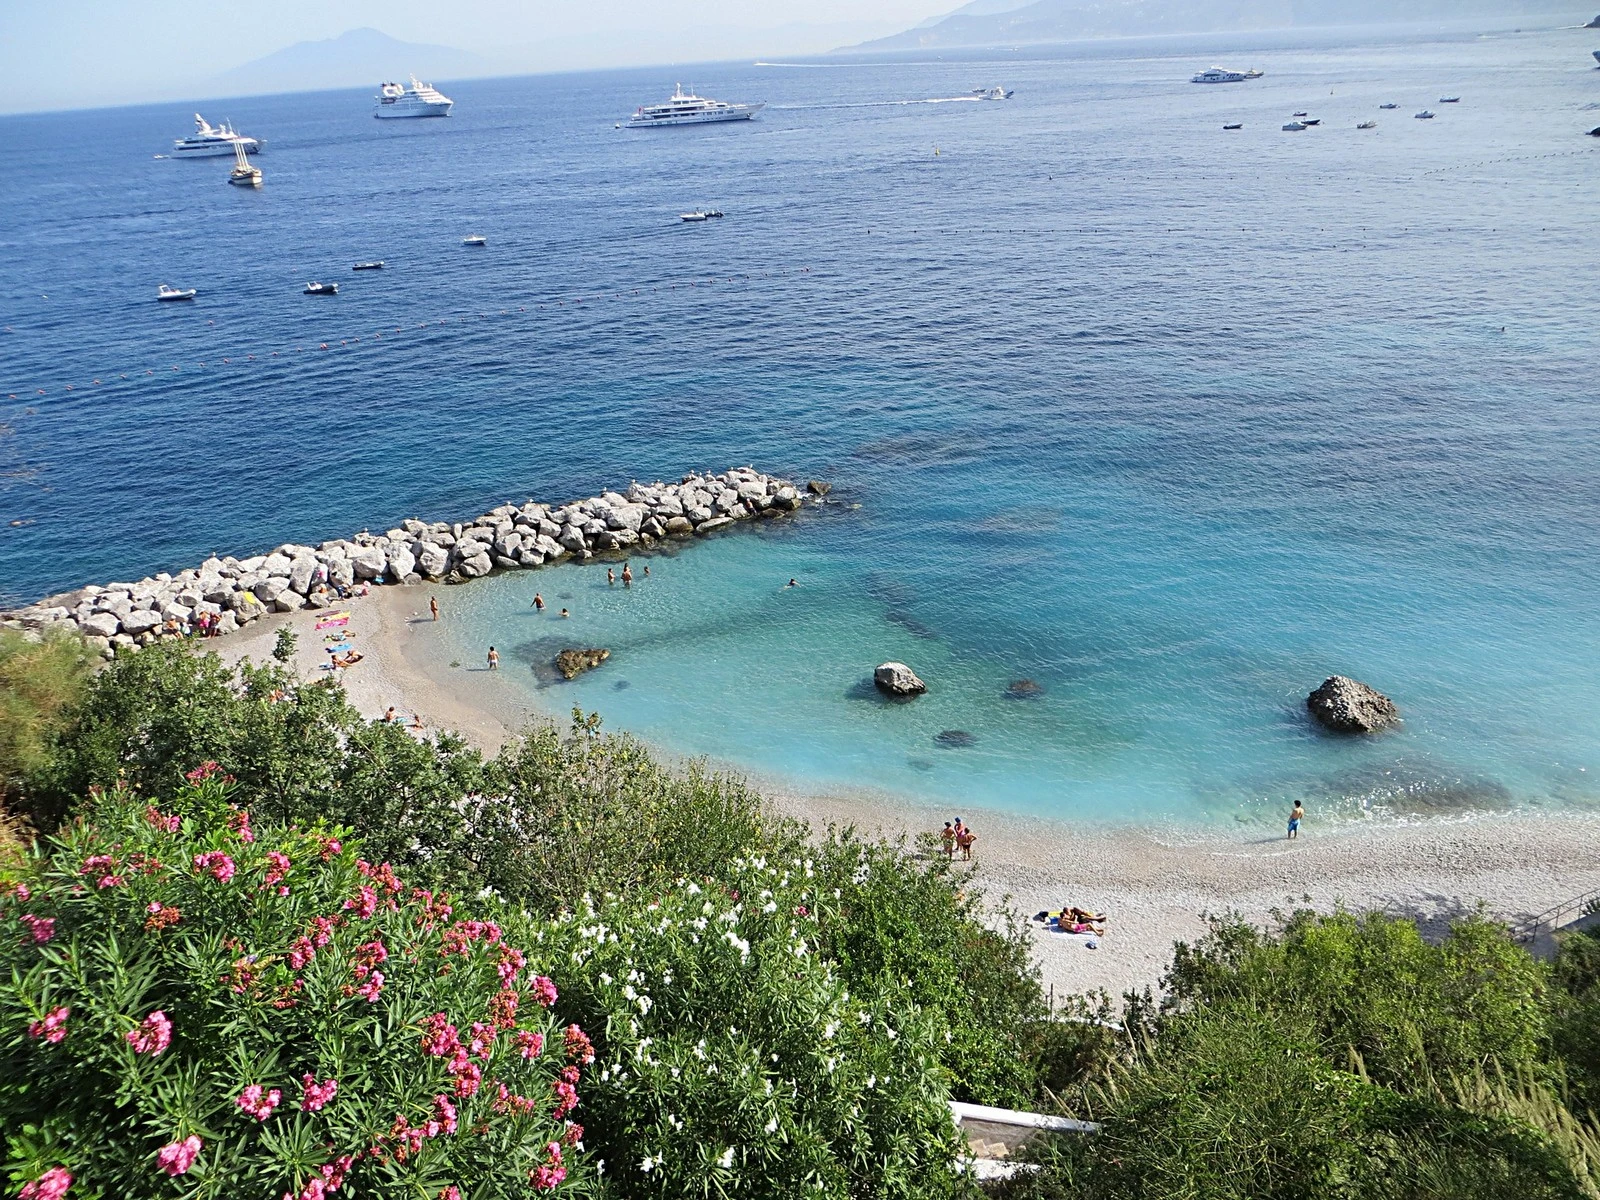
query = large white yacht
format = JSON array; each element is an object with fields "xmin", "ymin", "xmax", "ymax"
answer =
[
  {"xmin": 1191, "ymin": 66, "xmax": 1260, "ymax": 84},
  {"xmin": 172, "ymin": 114, "xmax": 262, "ymax": 157},
  {"xmin": 627, "ymin": 85, "xmax": 764, "ymax": 128},
  {"xmin": 374, "ymin": 77, "xmax": 454, "ymax": 118}
]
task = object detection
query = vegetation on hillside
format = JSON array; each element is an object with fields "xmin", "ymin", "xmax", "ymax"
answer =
[{"xmin": 5, "ymin": 632, "xmax": 1600, "ymax": 1199}]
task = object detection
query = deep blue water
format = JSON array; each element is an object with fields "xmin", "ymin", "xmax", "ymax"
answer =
[{"xmin": 3, "ymin": 25, "xmax": 1599, "ymax": 828}]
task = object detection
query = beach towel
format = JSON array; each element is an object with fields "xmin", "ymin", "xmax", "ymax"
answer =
[{"xmin": 316, "ymin": 617, "xmax": 350, "ymax": 630}]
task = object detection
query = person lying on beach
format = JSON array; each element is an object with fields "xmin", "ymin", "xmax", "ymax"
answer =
[
  {"xmin": 328, "ymin": 651, "xmax": 363, "ymax": 669},
  {"xmin": 1032, "ymin": 907, "xmax": 1108, "ymax": 925}
]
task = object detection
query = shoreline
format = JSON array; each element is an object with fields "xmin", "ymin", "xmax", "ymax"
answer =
[{"xmin": 216, "ymin": 587, "xmax": 1600, "ymax": 1002}]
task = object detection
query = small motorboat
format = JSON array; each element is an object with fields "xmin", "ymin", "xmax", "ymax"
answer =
[
  {"xmin": 1415, "ymin": 110, "xmax": 1435, "ymax": 119},
  {"xmin": 1300, "ymin": 118, "xmax": 1320, "ymax": 126},
  {"xmin": 1357, "ymin": 120, "xmax": 1378, "ymax": 129},
  {"xmin": 1292, "ymin": 110, "xmax": 1308, "ymax": 117},
  {"xmin": 1223, "ymin": 122, "xmax": 1243, "ymax": 130},
  {"xmin": 462, "ymin": 234, "xmax": 487, "ymax": 246},
  {"xmin": 680, "ymin": 211, "xmax": 709, "ymax": 222},
  {"xmin": 156, "ymin": 284, "xmax": 197, "ymax": 301},
  {"xmin": 1588, "ymin": 126, "xmax": 1600, "ymax": 137},
  {"xmin": 1282, "ymin": 121, "xmax": 1306, "ymax": 131},
  {"xmin": 1439, "ymin": 96, "xmax": 1460, "ymax": 103},
  {"xmin": 1379, "ymin": 103, "xmax": 1398, "ymax": 110},
  {"xmin": 971, "ymin": 86, "xmax": 1014, "ymax": 100},
  {"xmin": 303, "ymin": 281, "xmax": 338, "ymax": 295},
  {"xmin": 352, "ymin": 261, "xmax": 385, "ymax": 271}
]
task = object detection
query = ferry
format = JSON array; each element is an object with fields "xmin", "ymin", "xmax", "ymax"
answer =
[
  {"xmin": 627, "ymin": 85, "xmax": 764, "ymax": 128},
  {"xmin": 1191, "ymin": 67, "xmax": 1259, "ymax": 84},
  {"xmin": 375, "ymin": 77, "xmax": 453, "ymax": 119},
  {"xmin": 172, "ymin": 114, "xmax": 262, "ymax": 157}
]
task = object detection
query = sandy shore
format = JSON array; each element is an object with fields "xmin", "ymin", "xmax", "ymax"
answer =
[{"xmin": 217, "ymin": 586, "xmax": 1600, "ymax": 1002}]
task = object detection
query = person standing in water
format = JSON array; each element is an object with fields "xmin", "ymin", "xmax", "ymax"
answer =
[
  {"xmin": 487, "ymin": 646, "xmax": 500, "ymax": 671},
  {"xmin": 429, "ymin": 596, "xmax": 439, "ymax": 622},
  {"xmin": 532, "ymin": 592, "xmax": 545, "ymax": 611},
  {"xmin": 621, "ymin": 562, "xmax": 633, "ymax": 586},
  {"xmin": 607, "ymin": 568, "xmax": 616, "ymax": 586},
  {"xmin": 1288, "ymin": 800, "xmax": 1304, "ymax": 840}
]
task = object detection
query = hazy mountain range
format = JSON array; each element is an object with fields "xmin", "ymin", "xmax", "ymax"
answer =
[
  {"xmin": 849, "ymin": 0, "xmax": 1586, "ymax": 53},
  {"xmin": 211, "ymin": 28, "xmax": 489, "ymax": 95}
]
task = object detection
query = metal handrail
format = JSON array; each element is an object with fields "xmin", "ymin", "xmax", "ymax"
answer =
[{"xmin": 1509, "ymin": 887, "xmax": 1600, "ymax": 943}]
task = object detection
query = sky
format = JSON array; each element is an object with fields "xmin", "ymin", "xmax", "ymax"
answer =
[{"xmin": 0, "ymin": 0, "xmax": 964, "ymax": 113}]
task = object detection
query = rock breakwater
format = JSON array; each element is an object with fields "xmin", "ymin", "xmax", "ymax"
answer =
[{"xmin": 3, "ymin": 468, "xmax": 812, "ymax": 657}]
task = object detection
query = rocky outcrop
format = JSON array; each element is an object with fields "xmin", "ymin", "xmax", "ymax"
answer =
[
  {"xmin": 1307, "ymin": 676, "xmax": 1400, "ymax": 734},
  {"xmin": 935, "ymin": 729, "xmax": 975, "ymax": 747},
  {"xmin": 874, "ymin": 662, "xmax": 927, "ymax": 697},
  {"xmin": 555, "ymin": 648, "xmax": 610, "ymax": 680},
  {"xmin": 3, "ymin": 468, "xmax": 828, "ymax": 657}
]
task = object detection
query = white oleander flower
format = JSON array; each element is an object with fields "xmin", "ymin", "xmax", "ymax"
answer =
[
  {"xmin": 763, "ymin": 901, "xmax": 778, "ymax": 914},
  {"xmin": 637, "ymin": 994, "xmax": 653, "ymax": 1014},
  {"xmin": 716, "ymin": 1147, "xmax": 734, "ymax": 1169},
  {"xmin": 823, "ymin": 1021, "xmax": 838, "ymax": 1039},
  {"xmin": 764, "ymin": 1117, "xmax": 778, "ymax": 1134},
  {"xmin": 640, "ymin": 1154, "xmax": 658, "ymax": 1174}
]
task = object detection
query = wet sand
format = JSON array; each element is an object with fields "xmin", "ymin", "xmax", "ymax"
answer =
[{"xmin": 218, "ymin": 586, "xmax": 1600, "ymax": 1002}]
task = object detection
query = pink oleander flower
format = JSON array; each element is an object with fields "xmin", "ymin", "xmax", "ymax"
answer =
[
  {"xmin": 309, "ymin": 915, "xmax": 337, "ymax": 947},
  {"xmin": 467, "ymin": 1020, "xmax": 495, "ymax": 1060},
  {"xmin": 433, "ymin": 1094, "xmax": 458, "ymax": 1135},
  {"xmin": 351, "ymin": 938, "xmax": 389, "ymax": 978},
  {"xmin": 236, "ymin": 1083, "xmax": 283, "ymax": 1121},
  {"xmin": 193, "ymin": 851, "xmax": 236, "ymax": 883},
  {"xmin": 561, "ymin": 1121, "xmax": 584, "ymax": 1148},
  {"xmin": 529, "ymin": 975, "xmax": 558, "ymax": 1008},
  {"xmin": 229, "ymin": 808, "xmax": 255, "ymax": 843},
  {"xmin": 564, "ymin": 1024, "xmax": 594, "ymax": 1064},
  {"xmin": 13, "ymin": 883, "xmax": 31, "ymax": 902},
  {"xmin": 96, "ymin": 873, "xmax": 126, "ymax": 889},
  {"xmin": 186, "ymin": 760, "xmax": 224, "ymax": 782},
  {"xmin": 145, "ymin": 805, "xmax": 181, "ymax": 833},
  {"xmin": 19, "ymin": 1166, "xmax": 72, "ymax": 1200},
  {"xmin": 320, "ymin": 1155, "xmax": 353, "ymax": 1190},
  {"xmin": 288, "ymin": 935, "xmax": 316, "ymax": 970},
  {"xmin": 497, "ymin": 945, "xmax": 525, "ymax": 986},
  {"xmin": 451, "ymin": 1062, "xmax": 482, "ymax": 1098},
  {"xmin": 439, "ymin": 1188, "xmax": 462, "ymax": 1200},
  {"xmin": 283, "ymin": 1181, "xmax": 326, "ymax": 1200},
  {"xmin": 488, "ymin": 987, "xmax": 519, "ymax": 1030},
  {"xmin": 531, "ymin": 1147, "xmax": 565, "ymax": 1193},
  {"xmin": 516, "ymin": 1030, "xmax": 545, "ymax": 1060},
  {"xmin": 126, "ymin": 1010, "xmax": 172, "ymax": 1055},
  {"xmin": 343, "ymin": 885, "xmax": 377, "ymax": 919},
  {"xmin": 20, "ymin": 913, "xmax": 55, "ymax": 943},
  {"xmin": 300, "ymin": 1074, "xmax": 338, "ymax": 1111},
  {"xmin": 420, "ymin": 1012, "xmax": 460, "ymax": 1058},
  {"xmin": 551, "ymin": 1080, "xmax": 578, "ymax": 1120},
  {"xmin": 156, "ymin": 1135, "xmax": 202, "ymax": 1176},
  {"xmin": 264, "ymin": 851, "xmax": 291, "ymax": 887},
  {"xmin": 28, "ymin": 1005, "xmax": 70, "ymax": 1044},
  {"xmin": 355, "ymin": 970, "xmax": 385, "ymax": 1002},
  {"xmin": 318, "ymin": 836, "xmax": 343, "ymax": 862}
]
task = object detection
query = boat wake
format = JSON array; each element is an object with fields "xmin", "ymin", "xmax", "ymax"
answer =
[{"xmin": 771, "ymin": 96, "xmax": 984, "ymax": 110}]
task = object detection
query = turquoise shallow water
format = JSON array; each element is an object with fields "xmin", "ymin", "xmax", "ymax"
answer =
[{"xmin": 3, "ymin": 23, "xmax": 1599, "ymax": 827}]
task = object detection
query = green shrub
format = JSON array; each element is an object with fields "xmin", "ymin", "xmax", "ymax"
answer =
[
  {"xmin": 0, "ymin": 628, "xmax": 98, "ymax": 817},
  {"xmin": 525, "ymin": 851, "xmax": 964, "ymax": 1199},
  {"xmin": 0, "ymin": 774, "xmax": 587, "ymax": 1200}
]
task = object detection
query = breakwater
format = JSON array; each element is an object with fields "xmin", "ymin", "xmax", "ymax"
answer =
[{"xmin": 2, "ymin": 468, "xmax": 820, "ymax": 655}]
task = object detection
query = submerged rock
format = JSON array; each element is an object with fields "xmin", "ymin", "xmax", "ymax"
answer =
[
  {"xmin": 1005, "ymin": 679, "xmax": 1044, "ymax": 700},
  {"xmin": 555, "ymin": 648, "xmax": 611, "ymax": 680},
  {"xmin": 934, "ymin": 729, "xmax": 975, "ymax": 748},
  {"xmin": 874, "ymin": 662, "xmax": 927, "ymax": 696},
  {"xmin": 1307, "ymin": 676, "xmax": 1400, "ymax": 734}
]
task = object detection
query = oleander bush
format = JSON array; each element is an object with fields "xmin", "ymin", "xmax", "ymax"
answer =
[
  {"xmin": 0, "ymin": 773, "xmax": 588, "ymax": 1200},
  {"xmin": 528, "ymin": 852, "xmax": 966, "ymax": 1199}
]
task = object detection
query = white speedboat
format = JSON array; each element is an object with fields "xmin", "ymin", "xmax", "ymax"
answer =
[
  {"xmin": 353, "ymin": 261, "xmax": 384, "ymax": 270},
  {"xmin": 303, "ymin": 282, "xmax": 338, "ymax": 295},
  {"xmin": 627, "ymin": 84, "xmax": 764, "ymax": 127},
  {"xmin": 1223, "ymin": 122, "xmax": 1243, "ymax": 130},
  {"xmin": 1357, "ymin": 120, "xmax": 1378, "ymax": 130},
  {"xmin": 227, "ymin": 141, "xmax": 261, "ymax": 187},
  {"xmin": 462, "ymin": 234, "xmax": 487, "ymax": 246},
  {"xmin": 680, "ymin": 211, "xmax": 708, "ymax": 222},
  {"xmin": 156, "ymin": 284, "xmax": 197, "ymax": 301},
  {"xmin": 173, "ymin": 113, "xmax": 262, "ymax": 157},
  {"xmin": 1415, "ymin": 109, "xmax": 1435, "ymax": 119},
  {"xmin": 375, "ymin": 77, "xmax": 453, "ymax": 119},
  {"xmin": 1191, "ymin": 67, "xmax": 1257, "ymax": 83},
  {"xmin": 972, "ymin": 86, "xmax": 1013, "ymax": 99}
]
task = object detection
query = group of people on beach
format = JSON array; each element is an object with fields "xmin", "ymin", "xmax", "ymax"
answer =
[{"xmin": 939, "ymin": 818, "xmax": 978, "ymax": 862}]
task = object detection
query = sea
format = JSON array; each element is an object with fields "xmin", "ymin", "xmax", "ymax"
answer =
[{"xmin": 2, "ymin": 21, "xmax": 1598, "ymax": 832}]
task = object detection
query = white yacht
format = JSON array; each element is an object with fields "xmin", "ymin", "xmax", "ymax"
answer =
[
  {"xmin": 172, "ymin": 114, "xmax": 262, "ymax": 157},
  {"xmin": 627, "ymin": 85, "xmax": 764, "ymax": 128},
  {"xmin": 375, "ymin": 77, "xmax": 454, "ymax": 118},
  {"xmin": 1191, "ymin": 67, "xmax": 1258, "ymax": 84}
]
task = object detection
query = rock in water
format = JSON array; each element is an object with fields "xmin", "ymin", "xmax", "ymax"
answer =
[
  {"xmin": 1005, "ymin": 679, "xmax": 1044, "ymax": 699},
  {"xmin": 1306, "ymin": 676, "xmax": 1400, "ymax": 733},
  {"xmin": 874, "ymin": 662, "xmax": 927, "ymax": 696},
  {"xmin": 555, "ymin": 648, "xmax": 611, "ymax": 680},
  {"xmin": 806, "ymin": 480, "xmax": 832, "ymax": 496},
  {"xmin": 935, "ymin": 729, "xmax": 975, "ymax": 748}
]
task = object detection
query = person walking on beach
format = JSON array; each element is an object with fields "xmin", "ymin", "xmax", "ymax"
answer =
[
  {"xmin": 940, "ymin": 822, "xmax": 956, "ymax": 861},
  {"xmin": 429, "ymin": 596, "xmax": 439, "ymax": 622},
  {"xmin": 1288, "ymin": 800, "xmax": 1304, "ymax": 840},
  {"xmin": 487, "ymin": 646, "xmax": 500, "ymax": 671},
  {"xmin": 532, "ymin": 592, "xmax": 545, "ymax": 611},
  {"xmin": 621, "ymin": 562, "xmax": 633, "ymax": 586}
]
